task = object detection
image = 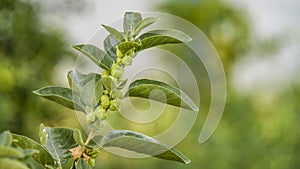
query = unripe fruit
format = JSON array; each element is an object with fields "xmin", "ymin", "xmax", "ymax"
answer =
[
  {"xmin": 100, "ymin": 95, "xmax": 110, "ymax": 109},
  {"xmin": 111, "ymin": 67, "xmax": 124, "ymax": 78},
  {"xmin": 86, "ymin": 113, "xmax": 95, "ymax": 123},
  {"xmin": 122, "ymin": 55, "xmax": 132, "ymax": 65},
  {"xmin": 102, "ymin": 70, "xmax": 110, "ymax": 77},
  {"xmin": 109, "ymin": 98, "xmax": 121, "ymax": 111},
  {"xmin": 94, "ymin": 106, "xmax": 106, "ymax": 120},
  {"xmin": 117, "ymin": 58, "xmax": 122, "ymax": 64},
  {"xmin": 111, "ymin": 63, "xmax": 118, "ymax": 69},
  {"xmin": 112, "ymin": 90, "xmax": 123, "ymax": 99},
  {"xmin": 88, "ymin": 158, "xmax": 96, "ymax": 166}
]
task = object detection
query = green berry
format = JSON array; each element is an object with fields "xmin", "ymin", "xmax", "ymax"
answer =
[
  {"xmin": 122, "ymin": 55, "xmax": 132, "ymax": 65},
  {"xmin": 102, "ymin": 70, "xmax": 110, "ymax": 77},
  {"xmin": 94, "ymin": 107, "xmax": 106, "ymax": 120},
  {"xmin": 86, "ymin": 113, "xmax": 95, "ymax": 123},
  {"xmin": 88, "ymin": 158, "xmax": 96, "ymax": 166},
  {"xmin": 100, "ymin": 95, "xmax": 110, "ymax": 109},
  {"xmin": 109, "ymin": 98, "xmax": 121, "ymax": 111},
  {"xmin": 117, "ymin": 58, "xmax": 122, "ymax": 64},
  {"xmin": 111, "ymin": 67, "xmax": 124, "ymax": 78},
  {"xmin": 112, "ymin": 90, "xmax": 123, "ymax": 99},
  {"xmin": 103, "ymin": 90, "xmax": 109, "ymax": 95}
]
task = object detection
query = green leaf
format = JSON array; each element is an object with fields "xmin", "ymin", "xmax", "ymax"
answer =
[
  {"xmin": 103, "ymin": 35, "xmax": 119, "ymax": 60},
  {"xmin": 0, "ymin": 158, "xmax": 30, "ymax": 169},
  {"xmin": 33, "ymin": 86, "xmax": 86, "ymax": 113},
  {"xmin": 67, "ymin": 69, "xmax": 101, "ymax": 92},
  {"xmin": 62, "ymin": 157, "xmax": 75, "ymax": 169},
  {"xmin": 72, "ymin": 44, "xmax": 113, "ymax": 70},
  {"xmin": 12, "ymin": 133, "xmax": 54, "ymax": 166},
  {"xmin": 0, "ymin": 147, "xmax": 24, "ymax": 158},
  {"xmin": 102, "ymin": 130, "xmax": 190, "ymax": 164},
  {"xmin": 75, "ymin": 158, "xmax": 92, "ymax": 169},
  {"xmin": 80, "ymin": 79, "xmax": 103, "ymax": 108},
  {"xmin": 133, "ymin": 17, "xmax": 158, "ymax": 36},
  {"xmin": 24, "ymin": 157, "xmax": 45, "ymax": 169},
  {"xmin": 117, "ymin": 41, "xmax": 141, "ymax": 54},
  {"xmin": 123, "ymin": 12, "xmax": 142, "ymax": 34},
  {"xmin": 101, "ymin": 24, "xmax": 124, "ymax": 42},
  {"xmin": 40, "ymin": 126, "xmax": 77, "ymax": 167},
  {"xmin": 138, "ymin": 29, "xmax": 192, "ymax": 50},
  {"xmin": 73, "ymin": 129, "xmax": 84, "ymax": 148},
  {"xmin": 0, "ymin": 130, "xmax": 12, "ymax": 146},
  {"xmin": 126, "ymin": 79, "xmax": 198, "ymax": 111}
]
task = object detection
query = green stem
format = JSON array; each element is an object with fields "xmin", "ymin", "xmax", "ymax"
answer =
[{"xmin": 85, "ymin": 129, "xmax": 96, "ymax": 145}]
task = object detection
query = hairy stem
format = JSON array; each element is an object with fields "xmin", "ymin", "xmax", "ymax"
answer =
[{"xmin": 85, "ymin": 129, "xmax": 96, "ymax": 145}]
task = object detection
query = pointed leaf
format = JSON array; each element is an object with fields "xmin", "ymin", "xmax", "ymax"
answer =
[
  {"xmin": 133, "ymin": 17, "xmax": 158, "ymax": 36},
  {"xmin": 12, "ymin": 133, "xmax": 54, "ymax": 166},
  {"xmin": 117, "ymin": 41, "xmax": 141, "ymax": 54},
  {"xmin": 72, "ymin": 44, "xmax": 113, "ymax": 70},
  {"xmin": 102, "ymin": 24, "xmax": 124, "ymax": 42},
  {"xmin": 67, "ymin": 69, "xmax": 101, "ymax": 91},
  {"xmin": 102, "ymin": 130, "xmax": 190, "ymax": 164},
  {"xmin": 123, "ymin": 12, "xmax": 142, "ymax": 34},
  {"xmin": 126, "ymin": 79, "xmax": 198, "ymax": 111},
  {"xmin": 40, "ymin": 126, "xmax": 77, "ymax": 167},
  {"xmin": 0, "ymin": 130, "xmax": 12, "ymax": 146},
  {"xmin": 138, "ymin": 29, "xmax": 192, "ymax": 50},
  {"xmin": 103, "ymin": 35, "xmax": 119, "ymax": 60},
  {"xmin": 33, "ymin": 86, "xmax": 86, "ymax": 112}
]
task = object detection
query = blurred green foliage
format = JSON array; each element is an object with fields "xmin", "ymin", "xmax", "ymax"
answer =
[
  {"xmin": 0, "ymin": 0, "xmax": 74, "ymax": 138},
  {"xmin": 159, "ymin": 0, "xmax": 251, "ymax": 70}
]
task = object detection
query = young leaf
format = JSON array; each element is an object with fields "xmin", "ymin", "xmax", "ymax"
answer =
[
  {"xmin": 102, "ymin": 130, "xmax": 190, "ymax": 164},
  {"xmin": 125, "ymin": 79, "xmax": 198, "ymax": 111},
  {"xmin": 138, "ymin": 29, "xmax": 192, "ymax": 50},
  {"xmin": 73, "ymin": 129, "xmax": 85, "ymax": 148},
  {"xmin": 133, "ymin": 17, "xmax": 158, "ymax": 36},
  {"xmin": 117, "ymin": 41, "xmax": 141, "ymax": 54},
  {"xmin": 72, "ymin": 44, "xmax": 113, "ymax": 70},
  {"xmin": 33, "ymin": 86, "xmax": 86, "ymax": 113},
  {"xmin": 0, "ymin": 130, "xmax": 12, "ymax": 147},
  {"xmin": 101, "ymin": 24, "xmax": 124, "ymax": 42},
  {"xmin": 123, "ymin": 12, "xmax": 142, "ymax": 34},
  {"xmin": 103, "ymin": 35, "xmax": 119, "ymax": 60},
  {"xmin": 67, "ymin": 69, "xmax": 101, "ymax": 92},
  {"xmin": 12, "ymin": 133, "xmax": 54, "ymax": 166},
  {"xmin": 40, "ymin": 126, "xmax": 77, "ymax": 167},
  {"xmin": 80, "ymin": 79, "xmax": 103, "ymax": 108},
  {"xmin": 75, "ymin": 158, "xmax": 92, "ymax": 169}
]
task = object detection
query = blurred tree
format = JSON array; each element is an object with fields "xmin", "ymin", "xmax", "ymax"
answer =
[
  {"xmin": 0, "ymin": 0, "xmax": 73, "ymax": 138},
  {"xmin": 159, "ymin": 0, "xmax": 251, "ymax": 70}
]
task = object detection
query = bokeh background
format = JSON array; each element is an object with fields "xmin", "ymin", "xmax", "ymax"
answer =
[{"xmin": 1, "ymin": 0, "xmax": 300, "ymax": 168}]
